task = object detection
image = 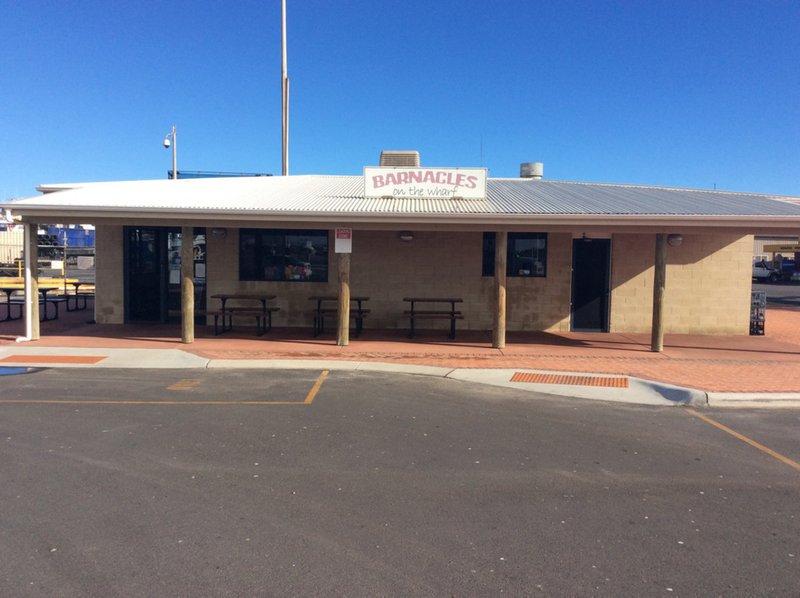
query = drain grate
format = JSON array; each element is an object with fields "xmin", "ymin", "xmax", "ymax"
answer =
[{"xmin": 511, "ymin": 372, "xmax": 629, "ymax": 388}]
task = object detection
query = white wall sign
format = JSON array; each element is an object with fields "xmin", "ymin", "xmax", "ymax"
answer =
[
  {"xmin": 335, "ymin": 227, "xmax": 352, "ymax": 253},
  {"xmin": 364, "ymin": 167, "xmax": 487, "ymax": 200}
]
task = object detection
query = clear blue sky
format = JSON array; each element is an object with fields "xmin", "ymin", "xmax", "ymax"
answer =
[{"xmin": 1, "ymin": 0, "xmax": 798, "ymax": 199}]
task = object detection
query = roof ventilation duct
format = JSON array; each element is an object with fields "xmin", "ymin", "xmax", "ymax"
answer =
[
  {"xmin": 520, "ymin": 162, "xmax": 544, "ymax": 180},
  {"xmin": 380, "ymin": 151, "xmax": 420, "ymax": 167}
]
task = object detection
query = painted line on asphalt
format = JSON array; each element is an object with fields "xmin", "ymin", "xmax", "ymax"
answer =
[
  {"xmin": 304, "ymin": 370, "xmax": 329, "ymax": 404},
  {"xmin": 686, "ymin": 408, "xmax": 800, "ymax": 473},
  {"xmin": 0, "ymin": 370, "xmax": 331, "ymax": 406},
  {"xmin": 167, "ymin": 378, "xmax": 203, "ymax": 391}
]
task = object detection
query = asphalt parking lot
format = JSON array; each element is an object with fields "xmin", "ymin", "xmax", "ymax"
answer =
[{"xmin": 1, "ymin": 368, "xmax": 798, "ymax": 596}]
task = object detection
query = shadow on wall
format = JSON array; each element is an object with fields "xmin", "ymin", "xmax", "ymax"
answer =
[{"xmin": 610, "ymin": 232, "xmax": 749, "ymax": 287}]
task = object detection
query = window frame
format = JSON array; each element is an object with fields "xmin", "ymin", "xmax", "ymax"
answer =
[
  {"xmin": 239, "ymin": 228, "xmax": 329, "ymax": 283},
  {"xmin": 482, "ymin": 232, "xmax": 548, "ymax": 278}
]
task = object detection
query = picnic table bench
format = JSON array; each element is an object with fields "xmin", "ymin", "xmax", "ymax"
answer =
[
  {"xmin": 208, "ymin": 293, "xmax": 279, "ymax": 336},
  {"xmin": 2, "ymin": 286, "xmax": 66, "ymax": 321},
  {"xmin": 65, "ymin": 281, "xmax": 95, "ymax": 312},
  {"xmin": 403, "ymin": 297, "xmax": 464, "ymax": 339},
  {"xmin": 309, "ymin": 296, "xmax": 370, "ymax": 337}
]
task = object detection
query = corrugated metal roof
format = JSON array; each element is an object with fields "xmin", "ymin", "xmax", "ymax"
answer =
[{"xmin": 4, "ymin": 174, "xmax": 800, "ymax": 219}]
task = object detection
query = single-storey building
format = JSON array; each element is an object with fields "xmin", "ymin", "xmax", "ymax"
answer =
[{"xmin": 3, "ymin": 154, "xmax": 800, "ymax": 350}]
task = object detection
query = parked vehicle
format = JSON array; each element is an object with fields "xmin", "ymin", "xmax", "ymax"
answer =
[{"xmin": 752, "ymin": 260, "xmax": 780, "ymax": 282}]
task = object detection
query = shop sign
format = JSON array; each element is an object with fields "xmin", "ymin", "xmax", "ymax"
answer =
[{"xmin": 364, "ymin": 167, "xmax": 487, "ymax": 200}]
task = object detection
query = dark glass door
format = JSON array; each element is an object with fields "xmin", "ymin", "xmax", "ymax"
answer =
[
  {"xmin": 125, "ymin": 227, "xmax": 167, "ymax": 322},
  {"xmin": 571, "ymin": 238, "xmax": 611, "ymax": 332},
  {"xmin": 125, "ymin": 227, "xmax": 207, "ymax": 324}
]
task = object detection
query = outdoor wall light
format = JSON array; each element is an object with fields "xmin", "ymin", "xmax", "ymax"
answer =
[
  {"xmin": 398, "ymin": 231, "xmax": 414, "ymax": 242},
  {"xmin": 211, "ymin": 227, "xmax": 227, "ymax": 238},
  {"xmin": 667, "ymin": 234, "xmax": 683, "ymax": 247}
]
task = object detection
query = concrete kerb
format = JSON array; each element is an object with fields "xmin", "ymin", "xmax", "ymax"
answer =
[
  {"xmin": 446, "ymin": 368, "xmax": 709, "ymax": 407},
  {"xmin": 207, "ymin": 359, "xmax": 454, "ymax": 378},
  {"xmin": 706, "ymin": 392, "xmax": 800, "ymax": 409},
  {"xmin": 2, "ymin": 346, "xmax": 800, "ymax": 407},
  {"xmin": 0, "ymin": 346, "xmax": 210, "ymax": 369}
]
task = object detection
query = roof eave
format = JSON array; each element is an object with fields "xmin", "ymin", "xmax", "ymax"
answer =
[{"xmin": 8, "ymin": 205, "xmax": 800, "ymax": 232}]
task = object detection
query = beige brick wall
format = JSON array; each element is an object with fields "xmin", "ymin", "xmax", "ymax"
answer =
[
  {"xmin": 94, "ymin": 225, "xmax": 125, "ymax": 324},
  {"xmin": 610, "ymin": 233, "xmax": 752, "ymax": 334},
  {"xmin": 208, "ymin": 229, "xmax": 573, "ymax": 332},
  {"xmin": 95, "ymin": 226, "xmax": 752, "ymax": 335}
]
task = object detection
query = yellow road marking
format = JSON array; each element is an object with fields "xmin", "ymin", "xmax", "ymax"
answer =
[
  {"xmin": 167, "ymin": 378, "xmax": 202, "ymax": 391},
  {"xmin": 0, "ymin": 400, "xmax": 315, "ymax": 405},
  {"xmin": 686, "ymin": 408, "xmax": 800, "ymax": 473},
  {"xmin": 0, "ymin": 371, "xmax": 331, "ymax": 406},
  {"xmin": 304, "ymin": 370, "xmax": 329, "ymax": 404}
]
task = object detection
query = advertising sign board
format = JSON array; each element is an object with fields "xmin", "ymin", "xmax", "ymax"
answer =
[{"xmin": 364, "ymin": 167, "xmax": 487, "ymax": 200}]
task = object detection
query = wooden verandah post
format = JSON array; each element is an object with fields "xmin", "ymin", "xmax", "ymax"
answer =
[
  {"xmin": 651, "ymin": 233, "xmax": 667, "ymax": 352},
  {"xmin": 493, "ymin": 231, "xmax": 507, "ymax": 348},
  {"xmin": 181, "ymin": 226, "xmax": 194, "ymax": 344},
  {"xmin": 337, "ymin": 253, "xmax": 350, "ymax": 346}
]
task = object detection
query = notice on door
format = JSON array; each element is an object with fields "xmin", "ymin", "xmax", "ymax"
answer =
[{"xmin": 335, "ymin": 228, "xmax": 352, "ymax": 253}]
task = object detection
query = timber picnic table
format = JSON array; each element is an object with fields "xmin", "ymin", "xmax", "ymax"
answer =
[
  {"xmin": 309, "ymin": 295, "xmax": 370, "ymax": 337},
  {"xmin": 209, "ymin": 293, "xmax": 279, "ymax": 336},
  {"xmin": 403, "ymin": 297, "xmax": 464, "ymax": 339}
]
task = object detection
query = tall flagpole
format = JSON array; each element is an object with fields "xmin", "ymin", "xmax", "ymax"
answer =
[{"xmin": 281, "ymin": 0, "xmax": 289, "ymax": 176}]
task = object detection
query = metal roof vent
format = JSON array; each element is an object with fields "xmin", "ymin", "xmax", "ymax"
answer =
[
  {"xmin": 520, "ymin": 162, "xmax": 544, "ymax": 180},
  {"xmin": 380, "ymin": 150, "xmax": 420, "ymax": 167}
]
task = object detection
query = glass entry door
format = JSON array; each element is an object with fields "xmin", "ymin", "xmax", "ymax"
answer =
[{"xmin": 124, "ymin": 227, "xmax": 206, "ymax": 323}]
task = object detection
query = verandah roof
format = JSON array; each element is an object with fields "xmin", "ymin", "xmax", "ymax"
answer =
[{"xmin": 4, "ymin": 175, "xmax": 800, "ymax": 230}]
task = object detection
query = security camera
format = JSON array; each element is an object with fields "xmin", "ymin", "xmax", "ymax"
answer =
[{"xmin": 163, "ymin": 137, "xmax": 171, "ymax": 149}]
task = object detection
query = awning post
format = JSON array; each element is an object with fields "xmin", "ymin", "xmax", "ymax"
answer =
[
  {"xmin": 181, "ymin": 227, "xmax": 194, "ymax": 344},
  {"xmin": 651, "ymin": 233, "xmax": 667, "ymax": 352},
  {"xmin": 337, "ymin": 253, "xmax": 350, "ymax": 346},
  {"xmin": 493, "ymin": 231, "xmax": 507, "ymax": 349},
  {"xmin": 21, "ymin": 222, "xmax": 40, "ymax": 341}
]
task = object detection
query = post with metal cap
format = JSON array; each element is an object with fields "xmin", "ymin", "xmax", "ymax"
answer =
[
  {"xmin": 181, "ymin": 227, "xmax": 194, "ymax": 343},
  {"xmin": 493, "ymin": 231, "xmax": 507, "ymax": 348},
  {"xmin": 651, "ymin": 233, "xmax": 667, "ymax": 352}
]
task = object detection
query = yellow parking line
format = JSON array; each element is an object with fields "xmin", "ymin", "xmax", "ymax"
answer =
[
  {"xmin": 686, "ymin": 408, "xmax": 800, "ymax": 473},
  {"xmin": 304, "ymin": 370, "xmax": 329, "ymax": 404},
  {"xmin": 0, "ymin": 400, "xmax": 315, "ymax": 405},
  {"xmin": 0, "ymin": 370, "xmax": 332, "ymax": 406},
  {"xmin": 167, "ymin": 378, "xmax": 202, "ymax": 391}
]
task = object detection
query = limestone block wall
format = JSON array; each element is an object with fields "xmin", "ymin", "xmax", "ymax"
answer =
[
  {"xmin": 94, "ymin": 224, "xmax": 125, "ymax": 324},
  {"xmin": 610, "ymin": 233, "xmax": 752, "ymax": 334}
]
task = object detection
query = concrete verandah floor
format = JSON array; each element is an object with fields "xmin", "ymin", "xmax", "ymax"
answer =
[{"xmin": 2, "ymin": 300, "xmax": 800, "ymax": 393}]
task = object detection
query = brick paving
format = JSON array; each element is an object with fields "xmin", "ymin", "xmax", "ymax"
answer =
[{"xmin": 2, "ymin": 301, "xmax": 800, "ymax": 393}]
